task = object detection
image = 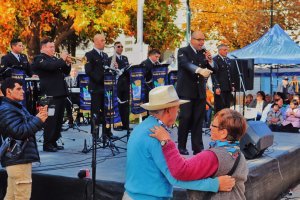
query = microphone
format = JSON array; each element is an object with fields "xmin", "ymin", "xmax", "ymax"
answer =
[{"xmin": 231, "ymin": 54, "xmax": 238, "ymax": 59}]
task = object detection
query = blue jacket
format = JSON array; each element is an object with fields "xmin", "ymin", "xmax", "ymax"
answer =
[
  {"xmin": 124, "ymin": 116, "xmax": 219, "ymax": 200},
  {"xmin": 0, "ymin": 97, "xmax": 43, "ymax": 167}
]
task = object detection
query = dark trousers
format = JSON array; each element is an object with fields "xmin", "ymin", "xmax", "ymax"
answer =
[
  {"xmin": 178, "ymin": 98, "xmax": 206, "ymax": 154},
  {"xmin": 90, "ymin": 92, "xmax": 110, "ymax": 137},
  {"xmin": 214, "ymin": 91, "xmax": 232, "ymax": 113},
  {"xmin": 65, "ymin": 94, "xmax": 80, "ymax": 124},
  {"xmin": 43, "ymin": 96, "xmax": 66, "ymax": 146},
  {"xmin": 117, "ymin": 81, "xmax": 129, "ymax": 128},
  {"xmin": 280, "ymin": 123, "xmax": 299, "ymax": 133}
]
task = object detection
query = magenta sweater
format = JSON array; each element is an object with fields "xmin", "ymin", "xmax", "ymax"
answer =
[{"xmin": 162, "ymin": 141, "xmax": 219, "ymax": 181}]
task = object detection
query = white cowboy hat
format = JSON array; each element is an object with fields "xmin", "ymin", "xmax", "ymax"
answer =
[{"xmin": 140, "ymin": 85, "xmax": 189, "ymax": 111}]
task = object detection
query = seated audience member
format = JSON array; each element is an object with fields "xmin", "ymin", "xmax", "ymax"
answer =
[
  {"xmin": 281, "ymin": 99, "xmax": 300, "ymax": 133},
  {"xmin": 248, "ymin": 91, "xmax": 268, "ymax": 120},
  {"xmin": 265, "ymin": 94, "xmax": 272, "ymax": 104},
  {"xmin": 65, "ymin": 68, "xmax": 80, "ymax": 125},
  {"xmin": 260, "ymin": 92, "xmax": 287, "ymax": 122},
  {"xmin": 266, "ymin": 103, "xmax": 283, "ymax": 131},
  {"xmin": 150, "ymin": 108, "xmax": 248, "ymax": 200},
  {"xmin": 245, "ymin": 94, "xmax": 253, "ymax": 107}
]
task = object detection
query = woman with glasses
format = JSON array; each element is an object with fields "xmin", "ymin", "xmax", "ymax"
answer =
[{"xmin": 150, "ymin": 108, "xmax": 248, "ymax": 199}]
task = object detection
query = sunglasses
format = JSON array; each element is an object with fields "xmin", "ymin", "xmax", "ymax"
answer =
[{"xmin": 116, "ymin": 46, "xmax": 123, "ymax": 48}]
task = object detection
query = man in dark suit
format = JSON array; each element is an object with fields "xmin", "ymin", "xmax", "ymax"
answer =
[
  {"xmin": 31, "ymin": 38, "xmax": 71, "ymax": 152},
  {"xmin": 109, "ymin": 41, "xmax": 132, "ymax": 131},
  {"xmin": 212, "ymin": 44, "xmax": 235, "ymax": 113},
  {"xmin": 176, "ymin": 30, "xmax": 213, "ymax": 155},
  {"xmin": 84, "ymin": 34, "xmax": 117, "ymax": 139},
  {"xmin": 65, "ymin": 68, "xmax": 80, "ymax": 126},
  {"xmin": 1, "ymin": 39, "xmax": 33, "ymax": 78}
]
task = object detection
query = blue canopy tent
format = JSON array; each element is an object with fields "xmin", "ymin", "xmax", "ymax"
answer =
[{"xmin": 228, "ymin": 24, "xmax": 300, "ymax": 94}]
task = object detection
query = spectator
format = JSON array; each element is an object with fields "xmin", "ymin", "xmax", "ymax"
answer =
[
  {"xmin": 245, "ymin": 94, "xmax": 253, "ymax": 107},
  {"xmin": 277, "ymin": 76, "xmax": 294, "ymax": 100},
  {"xmin": 260, "ymin": 92, "xmax": 287, "ymax": 123},
  {"xmin": 266, "ymin": 103, "xmax": 283, "ymax": 131},
  {"xmin": 150, "ymin": 108, "xmax": 248, "ymax": 200},
  {"xmin": 248, "ymin": 91, "xmax": 268, "ymax": 120},
  {"xmin": 290, "ymin": 76, "xmax": 299, "ymax": 94},
  {"xmin": 265, "ymin": 94, "xmax": 272, "ymax": 104},
  {"xmin": 205, "ymin": 85, "xmax": 214, "ymax": 128},
  {"xmin": 123, "ymin": 85, "xmax": 235, "ymax": 200},
  {"xmin": 281, "ymin": 99, "xmax": 300, "ymax": 133},
  {"xmin": 0, "ymin": 78, "xmax": 48, "ymax": 200}
]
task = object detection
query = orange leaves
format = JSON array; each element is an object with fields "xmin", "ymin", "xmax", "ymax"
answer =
[{"xmin": 190, "ymin": 0, "xmax": 299, "ymax": 49}]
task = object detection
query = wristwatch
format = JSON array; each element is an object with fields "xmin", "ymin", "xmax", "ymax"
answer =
[{"xmin": 160, "ymin": 140, "xmax": 169, "ymax": 147}]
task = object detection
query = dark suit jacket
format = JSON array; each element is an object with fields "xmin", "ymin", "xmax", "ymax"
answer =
[
  {"xmin": 212, "ymin": 55, "xmax": 234, "ymax": 92},
  {"xmin": 31, "ymin": 53, "xmax": 70, "ymax": 97},
  {"xmin": 1, "ymin": 52, "xmax": 32, "ymax": 77},
  {"xmin": 84, "ymin": 49, "xmax": 109, "ymax": 93},
  {"xmin": 176, "ymin": 45, "xmax": 214, "ymax": 99}
]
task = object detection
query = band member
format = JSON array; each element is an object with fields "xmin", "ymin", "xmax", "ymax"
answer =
[
  {"xmin": 65, "ymin": 68, "xmax": 80, "ymax": 126},
  {"xmin": 176, "ymin": 30, "xmax": 213, "ymax": 155},
  {"xmin": 84, "ymin": 33, "xmax": 117, "ymax": 139},
  {"xmin": 109, "ymin": 42, "xmax": 131, "ymax": 131},
  {"xmin": 1, "ymin": 38, "xmax": 34, "ymax": 78},
  {"xmin": 31, "ymin": 38, "xmax": 72, "ymax": 152},
  {"xmin": 140, "ymin": 49, "xmax": 161, "ymax": 102},
  {"xmin": 212, "ymin": 44, "xmax": 235, "ymax": 113}
]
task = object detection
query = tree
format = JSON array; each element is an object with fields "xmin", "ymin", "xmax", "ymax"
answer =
[{"xmin": 190, "ymin": 0, "xmax": 300, "ymax": 49}]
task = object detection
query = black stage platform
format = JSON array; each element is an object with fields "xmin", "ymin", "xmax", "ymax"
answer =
[{"xmin": 1, "ymin": 125, "xmax": 300, "ymax": 200}]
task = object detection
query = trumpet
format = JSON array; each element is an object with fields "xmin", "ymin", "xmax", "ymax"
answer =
[
  {"xmin": 54, "ymin": 52, "xmax": 87, "ymax": 64},
  {"xmin": 67, "ymin": 55, "xmax": 87, "ymax": 64}
]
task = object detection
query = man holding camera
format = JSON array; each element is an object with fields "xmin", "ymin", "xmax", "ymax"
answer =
[
  {"xmin": 31, "ymin": 38, "xmax": 71, "ymax": 152},
  {"xmin": 0, "ymin": 78, "xmax": 48, "ymax": 200}
]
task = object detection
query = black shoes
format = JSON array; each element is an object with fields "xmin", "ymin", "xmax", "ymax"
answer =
[
  {"xmin": 53, "ymin": 142, "xmax": 64, "ymax": 150},
  {"xmin": 179, "ymin": 148, "xmax": 189, "ymax": 155},
  {"xmin": 43, "ymin": 144, "xmax": 58, "ymax": 152}
]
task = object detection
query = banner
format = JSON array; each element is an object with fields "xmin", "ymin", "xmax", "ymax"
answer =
[
  {"xmin": 78, "ymin": 74, "xmax": 91, "ymax": 112},
  {"xmin": 152, "ymin": 64, "xmax": 169, "ymax": 87},
  {"xmin": 104, "ymin": 73, "xmax": 122, "ymax": 128},
  {"xmin": 168, "ymin": 70, "xmax": 178, "ymax": 87},
  {"xmin": 11, "ymin": 69, "xmax": 26, "ymax": 106},
  {"xmin": 129, "ymin": 65, "xmax": 146, "ymax": 115}
]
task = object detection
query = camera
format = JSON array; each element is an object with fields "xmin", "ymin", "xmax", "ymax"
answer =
[{"xmin": 38, "ymin": 95, "xmax": 53, "ymax": 106}]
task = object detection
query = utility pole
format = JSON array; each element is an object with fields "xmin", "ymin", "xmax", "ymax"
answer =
[
  {"xmin": 137, "ymin": 0, "xmax": 145, "ymax": 61},
  {"xmin": 186, "ymin": 0, "xmax": 191, "ymax": 45}
]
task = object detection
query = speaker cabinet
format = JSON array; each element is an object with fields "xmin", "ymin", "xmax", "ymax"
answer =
[
  {"xmin": 230, "ymin": 59, "xmax": 254, "ymax": 91},
  {"xmin": 240, "ymin": 121, "xmax": 274, "ymax": 159}
]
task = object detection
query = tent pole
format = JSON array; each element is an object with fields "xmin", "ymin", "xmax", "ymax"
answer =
[{"xmin": 270, "ymin": 66, "xmax": 273, "ymax": 95}]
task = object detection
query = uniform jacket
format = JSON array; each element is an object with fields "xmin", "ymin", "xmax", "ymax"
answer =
[
  {"xmin": 212, "ymin": 55, "xmax": 234, "ymax": 92},
  {"xmin": 0, "ymin": 97, "xmax": 42, "ymax": 167},
  {"xmin": 84, "ymin": 49, "xmax": 109, "ymax": 93},
  {"xmin": 31, "ymin": 53, "xmax": 70, "ymax": 97},
  {"xmin": 109, "ymin": 54, "xmax": 130, "ymax": 91},
  {"xmin": 1, "ymin": 52, "xmax": 32, "ymax": 77},
  {"xmin": 176, "ymin": 45, "xmax": 214, "ymax": 99}
]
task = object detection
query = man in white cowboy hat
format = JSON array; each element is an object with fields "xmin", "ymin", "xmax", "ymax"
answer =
[{"xmin": 123, "ymin": 85, "xmax": 235, "ymax": 200}]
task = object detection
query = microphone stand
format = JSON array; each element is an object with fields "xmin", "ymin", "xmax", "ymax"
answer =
[
  {"xmin": 91, "ymin": 114, "xmax": 98, "ymax": 200},
  {"xmin": 232, "ymin": 55, "xmax": 246, "ymax": 116}
]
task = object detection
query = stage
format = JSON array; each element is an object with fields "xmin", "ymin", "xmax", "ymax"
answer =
[{"xmin": 1, "ymin": 124, "xmax": 300, "ymax": 200}]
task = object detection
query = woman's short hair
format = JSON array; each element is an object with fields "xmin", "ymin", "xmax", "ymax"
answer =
[{"xmin": 214, "ymin": 108, "xmax": 247, "ymax": 142}]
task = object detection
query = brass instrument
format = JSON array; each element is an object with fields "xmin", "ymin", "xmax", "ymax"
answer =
[{"xmin": 54, "ymin": 52, "xmax": 87, "ymax": 64}]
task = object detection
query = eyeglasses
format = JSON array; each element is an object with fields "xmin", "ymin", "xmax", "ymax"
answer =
[
  {"xmin": 192, "ymin": 38, "xmax": 205, "ymax": 42},
  {"xmin": 274, "ymin": 99, "xmax": 280, "ymax": 102},
  {"xmin": 116, "ymin": 46, "xmax": 123, "ymax": 48},
  {"xmin": 210, "ymin": 124, "xmax": 219, "ymax": 129}
]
